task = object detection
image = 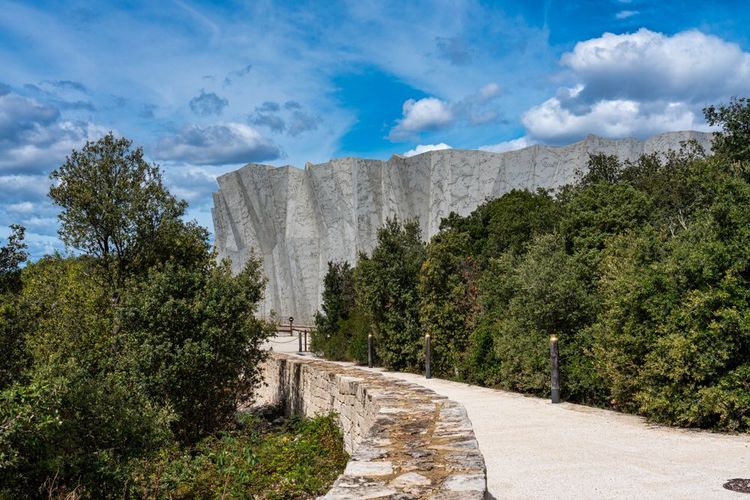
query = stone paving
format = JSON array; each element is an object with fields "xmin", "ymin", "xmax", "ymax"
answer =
[{"xmin": 255, "ymin": 352, "xmax": 486, "ymax": 499}]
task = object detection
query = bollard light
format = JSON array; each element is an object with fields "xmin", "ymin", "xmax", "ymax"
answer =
[
  {"xmin": 425, "ymin": 334, "xmax": 432, "ymax": 379},
  {"xmin": 550, "ymin": 334, "xmax": 560, "ymax": 404},
  {"xmin": 367, "ymin": 333, "xmax": 373, "ymax": 368}
]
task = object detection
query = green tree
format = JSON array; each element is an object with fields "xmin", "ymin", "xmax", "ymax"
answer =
[
  {"xmin": 0, "ymin": 225, "xmax": 29, "ymax": 388},
  {"xmin": 356, "ymin": 218, "xmax": 426, "ymax": 371},
  {"xmin": 0, "ymin": 224, "xmax": 28, "ymax": 293},
  {"xmin": 418, "ymin": 230, "xmax": 479, "ymax": 379},
  {"xmin": 120, "ymin": 256, "xmax": 273, "ymax": 443},
  {"xmin": 704, "ymin": 97, "xmax": 750, "ymax": 163},
  {"xmin": 49, "ymin": 133, "xmax": 202, "ymax": 289},
  {"xmin": 0, "ymin": 256, "xmax": 173, "ymax": 497},
  {"xmin": 312, "ymin": 261, "xmax": 356, "ymax": 360}
]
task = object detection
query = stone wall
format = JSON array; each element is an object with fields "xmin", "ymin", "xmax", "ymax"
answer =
[{"xmin": 255, "ymin": 353, "xmax": 487, "ymax": 499}]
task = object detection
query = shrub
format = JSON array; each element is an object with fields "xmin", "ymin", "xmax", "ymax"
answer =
[{"xmin": 120, "ymin": 256, "xmax": 273, "ymax": 443}]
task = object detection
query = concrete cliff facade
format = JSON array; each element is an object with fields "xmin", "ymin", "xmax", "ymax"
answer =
[{"xmin": 212, "ymin": 131, "xmax": 712, "ymax": 323}]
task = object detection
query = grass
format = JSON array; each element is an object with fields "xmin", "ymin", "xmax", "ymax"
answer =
[{"xmin": 129, "ymin": 412, "xmax": 348, "ymax": 499}]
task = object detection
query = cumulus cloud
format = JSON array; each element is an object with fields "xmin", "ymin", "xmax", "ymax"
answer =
[
  {"xmin": 389, "ymin": 84, "xmax": 501, "ymax": 140},
  {"xmin": 257, "ymin": 101, "xmax": 280, "ymax": 113},
  {"xmin": 403, "ymin": 143, "xmax": 452, "ymax": 157},
  {"xmin": 521, "ymin": 28, "xmax": 750, "ymax": 143},
  {"xmin": 21, "ymin": 81, "xmax": 95, "ymax": 112},
  {"xmin": 389, "ymin": 97, "xmax": 453, "ymax": 140},
  {"xmin": 155, "ymin": 123, "xmax": 281, "ymax": 165},
  {"xmin": 223, "ymin": 64, "xmax": 252, "ymax": 86},
  {"xmin": 0, "ymin": 93, "xmax": 59, "ymax": 140},
  {"xmin": 0, "ymin": 92, "xmax": 108, "ymax": 174},
  {"xmin": 189, "ymin": 90, "xmax": 229, "ymax": 116},
  {"xmin": 523, "ymin": 93, "xmax": 710, "ymax": 144},
  {"xmin": 287, "ymin": 110, "xmax": 319, "ymax": 136},
  {"xmin": 479, "ymin": 136, "xmax": 535, "ymax": 153},
  {"xmin": 0, "ymin": 175, "xmax": 51, "ymax": 203},
  {"xmin": 250, "ymin": 112, "xmax": 286, "ymax": 133},
  {"xmin": 561, "ymin": 28, "xmax": 750, "ymax": 104}
]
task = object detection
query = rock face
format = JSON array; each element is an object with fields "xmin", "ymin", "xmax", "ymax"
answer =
[{"xmin": 212, "ymin": 131, "xmax": 712, "ymax": 323}]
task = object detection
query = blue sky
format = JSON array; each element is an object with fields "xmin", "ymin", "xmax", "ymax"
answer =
[{"xmin": 2, "ymin": 0, "xmax": 750, "ymax": 258}]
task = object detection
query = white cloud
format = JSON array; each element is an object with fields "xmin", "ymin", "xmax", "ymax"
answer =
[
  {"xmin": 615, "ymin": 10, "xmax": 638, "ymax": 19},
  {"xmin": 561, "ymin": 28, "xmax": 750, "ymax": 103},
  {"xmin": 6, "ymin": 201, "xmax": 35, "ymax": 213},
  {"xmin": 163, "ymin": 165, "xmax": 218, "ymax": 205},
  {"xmin": 521, "ymin": 29, "xmax": 750, "ymax": 143},
  {"xmin": 403, "ymin": 143, "xmax": 452, "ymax": 157},
  {"xmin": 389, "ymin": 83, "xmax": 502, "ymax": 140},
  {"xmin": 155, "ymin": 123, "xmax": 281, "ymax": 165},
  {"xmin": 389, "ymin": 97, "xmax": 453, "ymax": 140},
  {"xmin": 0, "ymin": 91, "xmax": 111, "ymax": 175},
  {"xmin": 0, "ymin": 119, "xmax": 110, "ymax": 174},
  {"xmin": 0, "ymin": 175, "xmax": 51, "ymax": 202},
  {"xmin": 479, "ymin": 136, "xmax": 535, "ymax": 153},
  {"xmin": 523, "ymin": 96, "xmax": 710, "ymax": 144}
]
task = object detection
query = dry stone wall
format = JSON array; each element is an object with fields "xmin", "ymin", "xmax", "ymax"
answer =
[
  {"xmin": 212, "ymin": 131, "xmax": 713, "ymax": 323},
  {"xmin": 255, "ymin": 353, "xmax": 486, "ymax": 499}
]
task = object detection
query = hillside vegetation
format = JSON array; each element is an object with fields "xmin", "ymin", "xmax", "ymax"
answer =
[
  {"xmin": 0, "ymin": 135, "xmax": 345, "ymax": 498},
  {"xmin": 312, "ymin": 98, "xmax": 750, "ymax": 433}
]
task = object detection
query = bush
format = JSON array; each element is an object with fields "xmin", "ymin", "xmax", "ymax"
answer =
[{"xmin": 120, "ymin": 256, "xmax": 273, "ymax": 443}]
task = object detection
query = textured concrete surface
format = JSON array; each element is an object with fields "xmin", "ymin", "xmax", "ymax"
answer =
[
  {"xmin": 255, "ymin": 352, "xmax": 486, "ymax": 499},
  {"xmin": 213, "ymin": 131, "xmax": 713, "ymax": 323}
]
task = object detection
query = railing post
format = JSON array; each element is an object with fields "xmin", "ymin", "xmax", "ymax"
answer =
[
  {"xmin": 425, "ymin": 334, "xmax": 432, "ymax": 379},
  {"xmin": 367, "ymin": 333, "xmax": 373, "ymax": 368},
  {"xmin": 304, "ymin": 329, "xmax": 308, "ymax": 352},
  {"xmin": 550, "ymin": 334, "xmax": 560, "ymax": 403}
]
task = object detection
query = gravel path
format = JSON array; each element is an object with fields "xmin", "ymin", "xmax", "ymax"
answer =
[{"xmin": 265, "ymin": 336, "xmax": 750, "ymax": 498}]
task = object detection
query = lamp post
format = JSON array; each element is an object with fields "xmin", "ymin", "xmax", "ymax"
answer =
[
  {"xmin": 550, "ymin": 334, "xmax": 560, "ymax": 404},
  {"xmin": 289, "ymin": 316, "xmax": 301, "ymax": 352},
  {"xmin": 425, "ymin": 334, "xmax": 432, "ymax": 379},
  {"xmin": 367, "ymin": 333, "xmax": 373, "ymax": 368}
]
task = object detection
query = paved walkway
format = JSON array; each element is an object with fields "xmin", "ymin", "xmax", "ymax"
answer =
[{"xmin": 264, "ymin": 336, "xmax": 750, "ymax": 499}]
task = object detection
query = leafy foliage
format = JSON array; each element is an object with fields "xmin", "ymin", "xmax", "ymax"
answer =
[
  {"xmin": 313, "ymin": 98, "xmax": 750, "ymax": 432},
  {"xmin": 355, "ymin": 218, "xmax": 426, "ymax": 371},
  {"xmin": 121, "ymin": 259, "xmax": 273, "ymax": 443},
  {"xmin": 0, "ymin": 225, "xmax": 28, "ymax": 293},
  {"xmin": 0, "ymin": 135, "xmax": 286, "ymax": 497},
  {"xmin": 49, "ymin": 133, "xmax": 206, "ymax": 289},
  {"xmin": 131, "ymin": 413, "xmax": 348, "ymax": 499},
  {"xmin": 418, "ymin": 230, "xmax": 479, "ymax": 378},
  {"xmin": 705, "ymin": 97, "xmax": 750, "ymax": 162},
  {"xmin": 311, "ymin": 261, "xmax": 357, "ymax": 360}
]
